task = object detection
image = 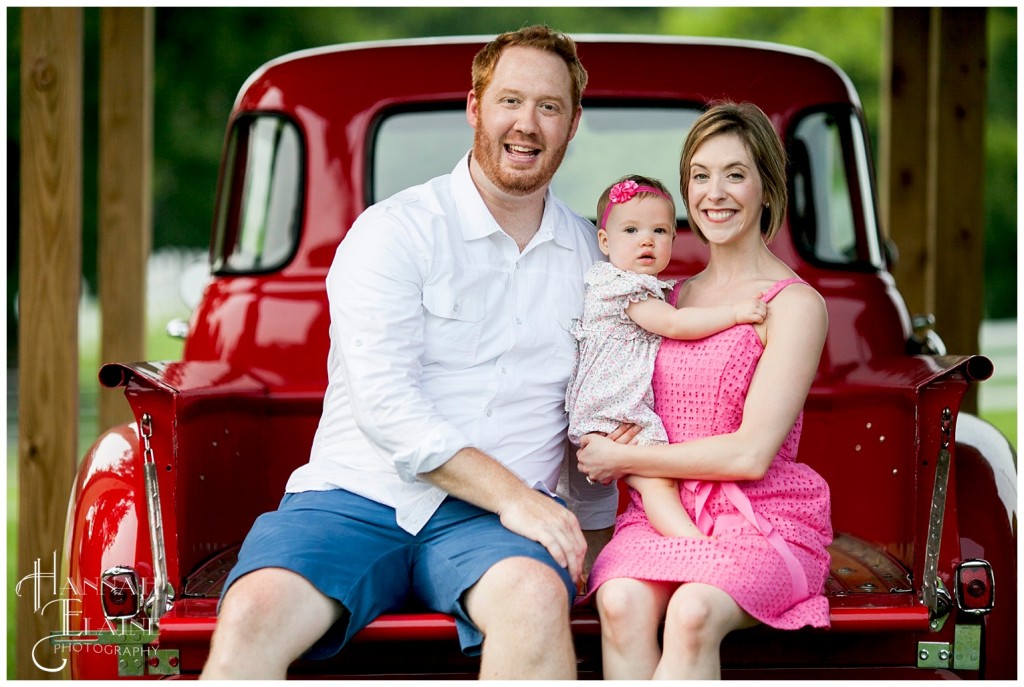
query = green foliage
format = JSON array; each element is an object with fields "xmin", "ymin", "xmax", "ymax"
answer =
[
  {"xmin": 6, "ymin": 7, "xmax": 1016, "ymax": 317},
  {"xmin": 663, "ymin": 7, "xmax": 887, "ymax": 161},
  {"xmin": 983, "ymin": 7, "xmax": 1017, "ymax": 319}
]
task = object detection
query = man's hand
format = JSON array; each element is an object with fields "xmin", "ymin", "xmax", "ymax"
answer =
[
  {"xmin": 606, "ymin": 422, "xmax": 642, "ymax": 444},
  {"xmin": 498, "ymin": 489, "xmax": 587, "ymax": 583},
  {"xmin": 422, "ymin": 446, "xmax": 587, "ymax": 582}
]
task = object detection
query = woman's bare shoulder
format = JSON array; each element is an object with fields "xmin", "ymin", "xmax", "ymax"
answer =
[{"xmin": 770, "ymin": 282, "xmax": 828, "ymax": 331}]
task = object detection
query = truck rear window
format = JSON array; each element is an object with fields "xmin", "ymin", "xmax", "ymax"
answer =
[
  {"xmin": 374, "ymin": 104, "xmax": 880, "ymax": 272},
  {"xmin": 211, "ymin": 105, "xmax": 880, "ymax": 275},
  {"xmin": 373, "ymin": 106, "xmax": 698, "ymax": 226},
  {"xmin": 373, "ymin": 105, "xmax": 879, "ymax": 270}
]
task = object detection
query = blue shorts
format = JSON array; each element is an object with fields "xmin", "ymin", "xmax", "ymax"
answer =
[{"xmin": 221, "ymin": 489, "xmax": 576, "ymax": 659}]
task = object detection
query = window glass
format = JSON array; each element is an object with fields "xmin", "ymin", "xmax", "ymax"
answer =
[
  {"xmin": 789, "ymin": 110, "xmax": 879, "ymax": 268},
  {"xmin": 373, "ymin": 107, "xmax": 700, "ymax": 224},
  {"xmin": 213, "ymin": 116, "xmax": 302, "ymax": 273}
]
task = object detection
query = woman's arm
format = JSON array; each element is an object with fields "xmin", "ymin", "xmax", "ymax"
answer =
[
  {"xmin": 578, "ymin": 284, "xmax": 827, "ymax": 483},
  {"xmin": 626, "ymin": 296, "xmax": 765, "ymax": 340}
]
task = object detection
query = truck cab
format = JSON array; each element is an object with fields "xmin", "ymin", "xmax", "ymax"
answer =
[{"xmin": 59, "ymin": 35, "xmax": 1016, "ymax": 679}]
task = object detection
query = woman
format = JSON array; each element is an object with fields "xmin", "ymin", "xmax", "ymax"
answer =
[{"xmin": 576, "ymin": 102, "xmax": 832, "ymax": 680}]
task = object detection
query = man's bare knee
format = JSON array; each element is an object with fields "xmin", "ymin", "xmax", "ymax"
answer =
[
  {"xmin": 464, "ymin": 557, "xmax": 571, "ymax": 640},
  {"xmin": 464, "ymin": 558, "xmax": 575, "ymax": 679},
  {"xmin": 203, "ymin": 568, "xmax": 342, "ymax": 679}
]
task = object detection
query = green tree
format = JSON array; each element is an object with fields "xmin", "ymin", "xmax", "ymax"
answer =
[{"xmin": 7, "ymin": 6, "xmax": 1016, "ymax": 334}]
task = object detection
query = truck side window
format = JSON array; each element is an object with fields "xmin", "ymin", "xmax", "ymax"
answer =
[
  {"xmin": 789, "ymin": 110, "xmax": 881, "ymax": 269},
  {"xmin": 213, "ymin": 115, "xmax": 303, "ymax": 274}
]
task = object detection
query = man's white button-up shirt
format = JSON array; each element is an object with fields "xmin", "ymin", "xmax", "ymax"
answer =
[{"xmin": 286, "ymin": 153, "xmax": 612, "ymax": 534}]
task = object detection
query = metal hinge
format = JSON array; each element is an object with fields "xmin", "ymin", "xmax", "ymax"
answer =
[
  {"xmin": 917, "ymin": 641, "xmax": 952, "ymax": 669},
  {"xmin": 50, "ymin": 626, "xmax": 180, "ymax": 676},
  {"xmin": 916, "ymin": 624, "xmax": 982, "ymax": 671}
]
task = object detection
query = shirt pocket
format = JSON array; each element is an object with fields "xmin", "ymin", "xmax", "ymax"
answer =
[{"xmin": 422, "ymin": 284, "xmax": 485, "ymax": 359}]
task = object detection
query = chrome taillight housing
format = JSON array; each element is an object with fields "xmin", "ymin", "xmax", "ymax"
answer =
[
  {"xmin": 955, "ymin": 559, "xmax": 995, "ymax": 615},
  {"xmin": 101, "ymin": 566, "xmax": 141, "ymax": 619}
]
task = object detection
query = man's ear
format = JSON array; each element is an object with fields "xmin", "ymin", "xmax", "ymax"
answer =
[
  {"xmin": 567, "ymin": 106, "xmax": 583, "ymax": 142},
  {"xmin": 466, "ymin": 90, "xmax": 479, "ymax": 129}
]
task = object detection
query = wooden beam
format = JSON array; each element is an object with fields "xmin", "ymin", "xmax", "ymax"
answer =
[
  {"xmin": 881, "ymin": 7, "xmax": 988, "ymax": 416},
  {"xmin": 880, "ymin": 7, "xmax": 932, "ymax": 317},
  {"xmin": 98, "ymin": 7, "xmax": 154, "ymax": 431},
  {"xmin": 927, "ymin": 7, "xmax": 987, "ymax": 364},
  {"xmin": 18, "ymin": 7, "xmax": 82, "ymax": 679}
]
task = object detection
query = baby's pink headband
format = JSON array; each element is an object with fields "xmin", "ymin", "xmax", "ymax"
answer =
[{"xmin": 600, "ymin": 179, "xmax": 673, "ymax": 229}]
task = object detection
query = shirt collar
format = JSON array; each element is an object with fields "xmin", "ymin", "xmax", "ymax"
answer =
[{"xmin": 451, "ymin": 152, "xmax": 575, "ymax": 250}]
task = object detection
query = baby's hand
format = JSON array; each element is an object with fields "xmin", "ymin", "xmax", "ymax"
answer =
[{"xmin": 734, "ymin": 298, "xmax": 767, "ymax": 324}]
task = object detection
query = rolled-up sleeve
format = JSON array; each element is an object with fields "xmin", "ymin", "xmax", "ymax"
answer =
[{"xmin": 329, "ymin": 209, "xmax": 469, "ymax": 482}]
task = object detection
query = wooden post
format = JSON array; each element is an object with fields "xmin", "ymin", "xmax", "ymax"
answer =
[
  {"xmin": 98, "ymin": 7, "xmax": 153, "ymax": 431},
  {"xmin": 927, "ymin": 7, "xmax": 987, "ymax": 359},
  {"xmin": 881, "ymin": 7, "xmax": 988, "ymax": 415},
  {"xmin": 880, "ymin": 7, "xmax": 932, "ymax": 317},
  {"xmin": 18, "ymin": 7, "xmax": 82, "ymax": 679}
]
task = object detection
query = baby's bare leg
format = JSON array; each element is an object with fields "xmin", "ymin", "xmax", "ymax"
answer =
[{"xmin": 624, "ymin": 475, "xmax": 708, "ymax": 538}]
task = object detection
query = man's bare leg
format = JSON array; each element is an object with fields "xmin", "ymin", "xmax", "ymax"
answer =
[
  {"xmin": 463, "ymin": 556, "xmax": 576, "ymax": 679},
  {"xmin": 201, "ymin": 567, "xmax": 344, "ymax": 679}
]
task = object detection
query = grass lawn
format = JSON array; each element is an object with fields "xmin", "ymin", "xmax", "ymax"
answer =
[{"xmin": 981, "ymin": 408, "xmax": 1017, "ymax": 450}]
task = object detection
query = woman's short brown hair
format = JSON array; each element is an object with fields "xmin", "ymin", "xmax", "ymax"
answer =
[
  {"xmin": 471, "ymin": 25, "xmax": 588, "ymax": 113},
  {"xmin": 679, "ymin": 101, "xmax": 788, "ymax": 243}
]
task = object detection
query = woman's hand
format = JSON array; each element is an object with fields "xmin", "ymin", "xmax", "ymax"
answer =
[{"xmin": 577, "ymin": 432, "xmax": 631, "ymax": 485}]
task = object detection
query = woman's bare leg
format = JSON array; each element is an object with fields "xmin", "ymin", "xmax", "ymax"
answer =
[
  {"xmin": 596, "ymin": 577, "xmax": 674, "ymax": 679},
  {"xmin": 654, "ymin": 582, "xmax": 757, "ymax": 679}
]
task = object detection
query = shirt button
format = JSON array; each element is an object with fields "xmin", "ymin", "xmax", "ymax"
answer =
[
  {"xmin": 486, "ymin": 409, "xmax": 493, "ymax": 417},
  {"xmin": 516, "ymin": 317, "xmax": 523, "ymax": 325},
  {"xmin": 453, "ymin": 304, "xmax": 460, "ymax": 313}
]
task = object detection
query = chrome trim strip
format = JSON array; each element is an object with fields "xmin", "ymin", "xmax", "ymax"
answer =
[
  {"xmin": 921, "ymin": 408, "xmax": 952, "ymax": 617},
  {"xmin": 140, "ymin": 414, "xmax": 171, "ymax": 621}
]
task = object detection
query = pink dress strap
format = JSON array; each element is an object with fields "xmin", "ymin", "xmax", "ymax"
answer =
[
  {"xmin": 669, "ymin": 276, "xmax": 806, "ymax": 307},
  {"xmin": 760, "ymin": 277, "xmax": 806, "ymax": 303}
]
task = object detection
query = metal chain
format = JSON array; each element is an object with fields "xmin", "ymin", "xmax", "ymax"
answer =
[{"xmin": 141, "ymin": 413, "xmax": 155, "ymax": 465}]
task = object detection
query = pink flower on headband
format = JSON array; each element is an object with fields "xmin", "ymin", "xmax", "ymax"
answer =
[
  {"xmin": 608, "ymin": 180, "xmax": 640, "ymax": 204},
  {"xmin": 600, "ymin": 179, "xmax": 672, "ymax": 229}
]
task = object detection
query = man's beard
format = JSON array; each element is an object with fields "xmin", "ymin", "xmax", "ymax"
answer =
[{"xmin": 472, "ymin": 124, "xmax": 570, "ymax": 196}]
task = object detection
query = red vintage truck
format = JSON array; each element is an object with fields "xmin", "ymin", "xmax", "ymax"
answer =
[{"xmin": 56, "ymin": 35, "xmax": 1016, "ymax": 679}]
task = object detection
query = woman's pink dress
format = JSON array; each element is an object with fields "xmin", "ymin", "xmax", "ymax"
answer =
[{"xmin": 584, "ymin": 278, "xmax": 833, "ymax": 629}]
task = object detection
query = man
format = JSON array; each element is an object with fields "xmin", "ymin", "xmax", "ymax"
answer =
[{"xmin": 201, "ymin": 25, "xmax": 613, "ymax": 679}]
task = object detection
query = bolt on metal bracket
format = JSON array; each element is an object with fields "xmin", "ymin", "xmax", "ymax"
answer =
[{"xmin": 917, "ymin": 641, "xmax": 952, "ymax": 669}]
